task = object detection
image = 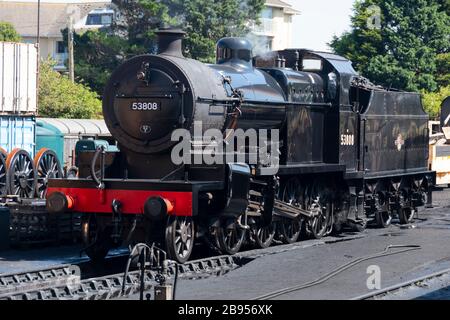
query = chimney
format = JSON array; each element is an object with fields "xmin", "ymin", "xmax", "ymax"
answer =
[{"xmin": 156, "ymin": 28, "xmax": 186, "ymax": 58}]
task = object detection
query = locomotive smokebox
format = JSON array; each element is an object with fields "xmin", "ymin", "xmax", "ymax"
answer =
[
  {"xmin": 156, "ymin": 28, "xmax": 186, "ymax": 57},
  {"xmin": 102, "ymin": 28, "xmax": 229, "ymax": 159}
]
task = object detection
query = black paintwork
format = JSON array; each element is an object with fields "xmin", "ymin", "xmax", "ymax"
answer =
[
  {"xmin": 441, "ymin": 96, "xmax": 450, "ymax": 128},
  {"xmin": 358, "ymin": 90, "xmax": 429, "ymax": 179},
  {"xmin": 255, "ymin": 48, "xmax": 432, "ymax": 181}
]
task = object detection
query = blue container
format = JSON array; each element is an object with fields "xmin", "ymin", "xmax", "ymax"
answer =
[
  {"xmin": 36, "ymin": 120, "xmax": 64, "ymax": 165},
  {"xmin": 0, "ymin": 116, "xmax": 36, "ymax": 157}
]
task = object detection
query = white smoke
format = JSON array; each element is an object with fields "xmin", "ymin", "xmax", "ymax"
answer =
[{"xmin": 245, "ymin": 32, "xmax": 276, "ymax": 60}]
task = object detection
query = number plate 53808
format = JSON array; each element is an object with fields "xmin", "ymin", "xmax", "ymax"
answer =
[{"xmin": 130, "ymin": 102, "xmax": 160, "ymax": 111}]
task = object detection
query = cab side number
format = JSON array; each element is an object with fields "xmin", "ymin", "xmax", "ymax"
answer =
[{"xmin": 341, "ymin": 134, "xmax": 355, "ymax": 146}]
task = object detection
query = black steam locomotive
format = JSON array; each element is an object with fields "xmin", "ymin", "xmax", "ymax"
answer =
[{"xmin": 46, "ymin": 29, "xmax": 435, "ymax": 263}]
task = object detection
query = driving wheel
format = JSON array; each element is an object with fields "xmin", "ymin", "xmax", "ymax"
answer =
[
  {"xmin": 279, "ymin": 178, "xmax": 303, "ymax": 244},
  {"xmin": 0, "ymin": 155, "xmax": 7, "ymax": 196},
  {"xmin": 6, "ymin": 149, "xmax": 37, "ymax": 198},
  {"xmin": 216, "ymin": 217, "xmax": 246, "ymax": 255},
  {"xmin": 34, "ymin": 148, "xmax": 63, "ymax": 198}
]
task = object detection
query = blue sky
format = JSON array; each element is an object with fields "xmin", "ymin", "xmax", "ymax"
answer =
[{"xmin": 285, "ymin": 0, "xmax": 356, "ymax": 51}]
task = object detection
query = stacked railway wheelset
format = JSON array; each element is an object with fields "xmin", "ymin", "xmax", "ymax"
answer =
[
  {"xmin": 46, "ymin": 29, "xmax": 436, "ymax": 263},
  {"xmin": 0, "ymin": 147, "xmax": 63, "ymax": 200}
]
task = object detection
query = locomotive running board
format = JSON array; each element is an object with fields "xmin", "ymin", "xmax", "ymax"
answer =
[{"xmin": 257, "ymin": 163, "xmax": 346, "ymax": 176}]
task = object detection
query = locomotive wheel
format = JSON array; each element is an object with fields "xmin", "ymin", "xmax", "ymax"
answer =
[
  {"xmin": 216, "ymin": 217, "xmax": 246, "ymax": 255},
  {"xmin": 0, "ymin": 147, "xmax": 8, "ymax": 160},
  {"xmin": 309, "ymin": 196, "xmax": 330, "ymax": 239},
  {"xmin": 6, "ymin": 149, "xmax": 37, "ymax": 198},
  {"xmin": 34, "ymin": 148, "xmax": 63, "ymax": 198},
  {"xmin": 82, "ymin": 215, "xmax": 112, "ymax": 262},
  {"xmin": 375, "ymin": 211, "xmax": 392, "ymax": 228},
  {"xmin": 165, "ymin": 216, "xmax": 195, "ymax": 263},
  {"xmin": 306, "ymin": 183, "xmax": 331, "ymax": 239},
  {"xmin": 0, "ymin": 155, "xmax": 7, "ymax": 196},
  {"xmin": 253, "ymin": 220, "xmax": 275, "ymax": 249},
  {"xmin": 279, "ymin": 218, "xmax": 303, "ymax": 244},
  {"xmin": 279, "ymin": 178, "xmax": 303, "ymax": 244},
  {"xmin": 398, "ymin": 207, "xmax": 415, "ymax": 224}
]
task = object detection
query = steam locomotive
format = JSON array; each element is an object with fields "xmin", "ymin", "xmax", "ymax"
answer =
[{"xmin": 46, "ymin": 29, "xmax": 435, "ymax": 263}]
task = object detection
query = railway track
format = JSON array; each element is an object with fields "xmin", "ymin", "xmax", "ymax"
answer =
[
  {"xmin": 352, "ymin": 267, "xmax": 450, "ymax": 300},
  {"xmin": 0, "ymin": 265, "xmax": 79, "ymax": 296},
  {"xmin": 0, "ymin": 255, "xmax": 242, "ymax": 300},
  {"xmin": 0, "ymin": 229, "xmax": 367, "ymax": 300}
]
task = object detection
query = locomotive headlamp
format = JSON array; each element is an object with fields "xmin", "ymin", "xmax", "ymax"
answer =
[
  {"xmin": 144, "ymin": 197, "xmax": 174, "ymax": 221},
  {"xmin": 47, "ymin": 192, "xmax": 74, "ymax": 213}
]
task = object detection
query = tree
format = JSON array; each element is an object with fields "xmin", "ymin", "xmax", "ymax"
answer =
[
  {"xmin": 330, "ymin": 0, "xmax": 450, "ymax": 92},
  {"xmin": 0, "ymin": 21, "xmax": 21, "ymax": 42},
  {"xmin": 69, "ymin": 0, "xmax": 172, "ymax": 95},
  {"xmin": 422, "ymin": 85, "xmax": 450, "ymax": 118},
  {"xmin": 67, "ymin": 29, "xmax": 137, "ymax": 95},
  {"xmin": 161, "ymin": 0, "xmax": 265, "ymax": 62},
  {"xmin": 436, "ymin": 53, "xmax": 450, "ymax": 87},
  {"xmin": 38, "ymin": 59, "xmax": 102, "ymax": 119},
  {"xmin": 70, "ymin": 0, "xmax": 265, "ymax": 94}
]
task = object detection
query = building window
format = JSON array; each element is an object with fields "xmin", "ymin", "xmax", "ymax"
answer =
[
  {"xmin": 86, "ymin": 13, "xmax": 113, "ymax": 26},
  {"xmin": 261, "ymin": 7, "xmax": 273, "ymax": 19},
  {"xmin": 266, "ymin": 38, "xmax": 273, "ymax": 51},
  {"xmin": 56, "ymin": 41, "xmax": 66, "ymax": 54}
]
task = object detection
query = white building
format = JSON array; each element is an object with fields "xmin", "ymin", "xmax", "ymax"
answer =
[
  {"xmin": 0, "ymin": 0, "xmax": 113, "ymax": 71},
  {"xmin": 251, "ymin": 0, "xmax": 300, "ymax": 51},
  {"xmin": 1, "ymin": 0, "xmax": 300, "ymax": 70}
]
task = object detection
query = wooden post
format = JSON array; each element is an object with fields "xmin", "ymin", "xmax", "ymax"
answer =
[
  {"xmin": 36, "ymin": 0, "xmax": 40, "ymax": 115},
  {"xmin": 68, "ymin": 16, "xmax": 75, "ymax": 82}
]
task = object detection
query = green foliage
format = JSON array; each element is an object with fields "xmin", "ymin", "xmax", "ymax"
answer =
[
  {"xmin": 0, "ymin": 21, "xmax": 21, "ymax": 42},
  {"xmin": 422, "ymin": 86, "xmax": 450, "ymax": 118},
  {"xmin": 69, "ymin": 0, "xmax": 172, "ymax": 95},
  {"xmin": 436, "ymin": 53, "xmax": 450, "ymax": 87},
  {"xmin": 38, "ymin": 59, "xmax": 102, "ymax": 119},
  {"xmin": 67, "ymin": 29, "xmax": 139, "ymax": 95},
  {"xmin": 330, "ymin": 0, "xmax": 450, "ymax": 92},
  {"xmin": 70, "ymin": 0, "xmax": 265, "ymax": 93},
  {"xmin": 161, "ymin": 0, "xmax": 265, "ymax": 62}
]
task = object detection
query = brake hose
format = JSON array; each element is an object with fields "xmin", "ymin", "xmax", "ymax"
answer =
[{"xmin": 91, "ymin": 146, "xmax": 105, "ymax": 189}]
